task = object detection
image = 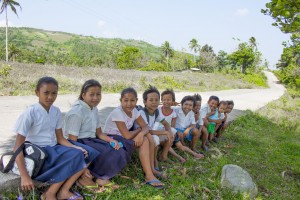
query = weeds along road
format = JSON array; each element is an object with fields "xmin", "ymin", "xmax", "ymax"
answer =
[{"xmin": 0, "ymin": 71, "xmax": 285, "ymax": 154}]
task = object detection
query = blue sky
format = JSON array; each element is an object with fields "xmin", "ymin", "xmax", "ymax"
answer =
[{"xmin": 0, "ymin": 0, "xmax": 291, "ymax": 68}]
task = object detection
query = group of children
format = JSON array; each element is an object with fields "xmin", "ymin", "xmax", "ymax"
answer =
[{"xmin": 10, "ymin": 77, "xmax": 234, "ymax": 199}]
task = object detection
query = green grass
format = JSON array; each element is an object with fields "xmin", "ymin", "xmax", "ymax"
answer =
[{"xmin": 2, "ymin": 95, "xmax": 299, "ymax": 199}]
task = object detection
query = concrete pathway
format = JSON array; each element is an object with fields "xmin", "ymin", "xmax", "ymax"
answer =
[{"xmin": 0, "ymin": 71, "xmax": 285, "ymax": 154}]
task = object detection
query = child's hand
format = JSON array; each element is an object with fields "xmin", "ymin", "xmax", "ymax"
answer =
[
  {"xmin": 183, "ymin": 129, "xmax": 190, "ymax": 136},
  {"xmin": 133, "ymin": 133, "xmax": 144, "ymax": 147},
  {"xmin": 110, "ymin": 140, "xmax": 121, "ymax": 150},
  {"xmin": 165, "ymin": 131, "xmax": 174, "ymax": 143},
  {"xmin": 82, "ymin": 169, "xmax": 93, "ymax": 179},
  {"xmin": 73, "ymin": 145, "xmax": 88, "ymax": 158},
  {"xmin": 21, "ymin": 175, "xmax": 34, "ymax": 191}
]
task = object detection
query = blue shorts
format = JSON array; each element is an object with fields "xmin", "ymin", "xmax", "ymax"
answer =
[{"xmin": 176, "ymin": 128, "xmax": 193, "ymax": 142}]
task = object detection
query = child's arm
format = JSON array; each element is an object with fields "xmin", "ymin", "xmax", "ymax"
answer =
[
  {"xmin": 56, "ymin": 128, "xmax": 88, "ymax": 157},
  {"xmin": 14, "ymin": 134, "xmax": 35, "ymax": 191},
  {"xmin": 183, "ymin": 124, "xmax": 196, "ymax": 135},
  {"xmin": 95, "ymin": 127, "xmax": 121, "ymax": 150},
  {"xmin": 171, "ymin": 117, "xmax": 176, "ymax": 128}
]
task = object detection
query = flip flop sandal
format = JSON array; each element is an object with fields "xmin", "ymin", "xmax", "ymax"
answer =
[
  {"xmin": 144, "ymin": 179, "xmax": 164, "ymax": 189},
  {"xmin": 76, "ymin": 180, "xmax": 99, "ymax": 192}
]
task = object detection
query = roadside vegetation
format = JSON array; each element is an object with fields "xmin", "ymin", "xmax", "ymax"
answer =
[{"xmin": 0, "ymin": 62, "xmax": 267, "ymax": 96}]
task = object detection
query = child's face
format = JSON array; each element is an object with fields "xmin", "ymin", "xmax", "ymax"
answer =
[
  {"xmin": 218, "ymin": 104, "xmax": 227, "ymax": 113},
  {"xmin": 208, "ymin": 99, "xmax": 218, "ymax": 111},
  {"xmin": 182, "ymin": 100, "xmax": 194, "ymax": 114},
  {"xmin": 36, "ymin": 83, "xmax": 58, "ymax": 110},
  {"xmin": 82, "ymin": 86, "xmax": 102, "ymax": 108},
  {"xmin": 144, "ymin": 92, "xmax": 160, "ymax": 112},
  {"xmin": 193, "ymin": 100, "xmax": 201, "ymax": 113},
  {"xmin": 226, "ymin": 104, "xmax": 234, "ymax": 113},
  {"xmin": 161, "ymin": 94, "xmax": 173, "ymax": 108},
  {"xmin": 121, "ymin": 92, "xmax": 138, "ymax": 114}
]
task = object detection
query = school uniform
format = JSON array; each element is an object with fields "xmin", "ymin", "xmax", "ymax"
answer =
[
  {"xmin": 65, "ymin": 101, "xmax": 131, "ymax": 180},
  {"xmin": 13, "ymin": 103, "xmax": 98, "ymax": 184},
  {"xmin": 199, "ymin": 103, "xmax": 211, "ymax": 126},
  {"xmin": 174, "ymin": 106, "xmax": 196, "ymax": 141},
  {"xmin": 103, "ymin": 105, "xmax": 138, "ymax": 164}
]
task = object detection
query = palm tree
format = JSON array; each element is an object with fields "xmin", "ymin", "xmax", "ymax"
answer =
[
  {"xmin": 249, "ymin": 36, "xmax": 257, "ymax": 51},
  {"xmin": 161, "ymin": 41, "xmax": 174, "ymax": 71},
  {"xmin": 0, "ymin": 0, "xmax": 21, "ymax": 63},
  {"xmin": 189, "ymin": 38, "xmax": 199, "ymax": 62}
]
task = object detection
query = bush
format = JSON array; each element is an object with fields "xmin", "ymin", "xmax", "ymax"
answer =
[{"xmin": 0, "ymin": 64, "xmax": 12, "ymax": 77}]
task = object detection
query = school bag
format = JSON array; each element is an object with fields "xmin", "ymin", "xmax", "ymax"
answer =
[{"xmin": 0, "ymin": 141, "xmax": 48, "ymax": 178}]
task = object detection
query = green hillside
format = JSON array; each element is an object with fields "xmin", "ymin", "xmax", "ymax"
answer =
[{"xmin": 0, "ymin": 27, "xmax": 174, "ymax": 67}]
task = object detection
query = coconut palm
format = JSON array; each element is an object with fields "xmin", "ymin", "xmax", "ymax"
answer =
[
  {"xmin": 189, "ymin": 38, "xmax": 199, "ymax": 62},
  {"xmin": 249, "ymin": 36, "xmax": 258, "ymax": 51},
  {"xmin": 161, "ymin": 41, "xmax": 174, "ymax": 70},
  {"xmin": 0, "ymin": 0, "xmax": 21, "ymax": 63}
]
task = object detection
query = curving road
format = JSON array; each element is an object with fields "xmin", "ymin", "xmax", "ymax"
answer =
[{"xmin": 0, "ymin": 71, "xmax": 285, "ymax": 154}]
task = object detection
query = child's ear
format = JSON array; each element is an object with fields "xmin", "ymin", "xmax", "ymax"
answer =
[{"xmin": 35, "ymin": 90, "xmax": 39, "ymax": 96}]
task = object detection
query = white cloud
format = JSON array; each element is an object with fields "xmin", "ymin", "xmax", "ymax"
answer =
[
  {"xmin": 97, "ymin": 20, "xmax": 106, "ymax": 28},
  {"xmin": 235, "ymin": 8, "xmax": 249, "ymax": 17}
]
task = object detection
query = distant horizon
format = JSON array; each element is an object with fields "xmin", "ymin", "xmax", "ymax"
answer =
[{"xmin": 0, "ymin": 0, "xmax": 291, "ymax": 69}]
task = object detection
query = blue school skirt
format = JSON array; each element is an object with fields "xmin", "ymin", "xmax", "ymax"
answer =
[
  {"xmin": 78, "ymin": 135, "xmax": 134, "ymax": 180},
  {"xmin": 35, "ymin": 141, "xmax": 99, "ymax": 184}
]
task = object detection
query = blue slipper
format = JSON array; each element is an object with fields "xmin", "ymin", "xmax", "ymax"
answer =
[
  {"xmin": 145, "ymin": 180, "xmax": 164, "ymax": 189},
  {"xmin": 154, "ymin": 167, "xmax": 161, "ymax": 172},
  {"xmin": 67, "ymin": 192, "xmax": 83, "ymax": 200}
]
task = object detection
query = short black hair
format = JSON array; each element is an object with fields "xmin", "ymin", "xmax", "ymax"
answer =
[
  {"xmin": 161, "ymin": 89, "xmax": 175, "ymax": 101},
  {"xmin": 193, "ymin": 93, "xmax": 202, "ymax": 102},
  {"xmin": 181, "ymin": 95, "xmax": 195, "ymax": 106},
  {"xmin": 79, "ymin": 79, "xmax": 102, "ymax": 100},
  {"xmin": 219, "ymin": 100, "xmax": 228, "ymax": 107},
  {"xmin": 227, "ymin": 100, "xmax": 234, "ymax": 106},
  {"xmin": 208, "ymin": 95, "xmax": 219, "ymax": 104},
  {"xmin": 121, "ymin": 87, "xmax": 137, "ymax": 98},
  {"xmin": 143, "ymin": 85, "xmax": 160, "ymax": 101},
  {"xmin": 36, "ymin": 77, "xmax": 58, "ymax": 91}
]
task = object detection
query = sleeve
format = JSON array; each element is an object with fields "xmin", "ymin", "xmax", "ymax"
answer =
[
  {"xmin": 156, "ymin": 112, "xmax": 165, "ymax": 123},
  {"xmin": 12, "ymin": 108, "xmax": 33, "ymax": 137},
  {"xmin": 111, "ymin": 109, "xmax": 125, "ymax": 122},
  {"xmin": 191, "ymin": 112, "xmax": 196, "ymax": 125},
  {"xmin": 133, "ymin": 108, "xmax": 141, "ymax": 120},
  {"xmin": 139, "ymin": 110, "xmax": 148, "ymax": 125},
  {"xmin": 95, "ymin": 109, "xmax": 102, "ymax": 128},
  {"xmin": 64, "ymin": 114, "xmax": 82, "ymax": 136},
  {"xmin": 172, "ymin": 109, "xmax": 177, "ymax": 119},
  {"xmin": 56, "ymin": 108, "xmax": 63, "ymax": 129}
]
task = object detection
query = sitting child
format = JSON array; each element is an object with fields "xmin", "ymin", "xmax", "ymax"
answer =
[
  {"xmin": 199, "ymin": 96, "xmax": 220, "ymax": 150},
  {"xmin": 137, "ymin": 86, "xmax": 174, "ymax": 169},
  {"xmin": 12, "ymin": 77, "xmax": 99, "ymax": 200},
  {"xmin": 103, "ymin": 87, "xmax": 164, "ymax": 188},
  {"xmin": 193, "ymin": 93, "xmax": 208, "ymax": 150},
  {"xmin": 159, "ymin": 90, "xmax": 204, "ymax": 162},
  {"xmin": 174, "ymin": 95, "xmax": 201, "ymax": 151},
  {"xmin": 216, "ymin": 100, "xmax": 234, "ymax": 139}
]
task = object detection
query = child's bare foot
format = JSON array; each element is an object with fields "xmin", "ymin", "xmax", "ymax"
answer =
[
  {"xmin": 57, "ymin": 190, "xmax": 83, "ymax": 200},
  {"xmin": 194, "ymin": 153, "xmax": 204, "ymax": 159},
  {"xmin": 179, "ymin": 157, "xmax": 187, "ymax": 163}
]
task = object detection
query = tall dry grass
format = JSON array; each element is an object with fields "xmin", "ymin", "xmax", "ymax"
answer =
[{"xmin": 0, "ymin": 62, "xmax": 262, "ymax": 96}]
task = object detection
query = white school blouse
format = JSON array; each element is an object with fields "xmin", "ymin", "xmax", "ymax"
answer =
[
  {"xmin": 174, "ymin": 106, "xmax": 196, "ymax": 129},
  {"xmin": 157, "ymin": 106, "xmax": 177, "ymax": 129},
  {"xmin": 199, "ymin": 103, "xmax": 211, "ymax": 125},
  {"xmin": 104, "ymin": 106, "xmax": 140, "ymax": 137},
  {"xmin": 13, "ymin": 103, "xmax": 62, "ymax": 147},
  {"xmin": 64, "ymin": 100, "xmax": 101, "ymax": 139}
]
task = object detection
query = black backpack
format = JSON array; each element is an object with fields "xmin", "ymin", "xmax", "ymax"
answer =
[{"xmin": 0, "ymin": 141, "xmax": 48, "ymax": 178}]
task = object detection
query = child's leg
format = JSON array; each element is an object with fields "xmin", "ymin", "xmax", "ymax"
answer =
[
  {"xmin": 57, "ymin": 168, "xmax": 85, "ymax": 199},
  {"xmin": 42, "ymin": 182, "xmax": 64, "ymax": 199},
  {"xmin": 168, "ymin": 147, "xmax": 186, "ymax": 163},
  {"xmin": 146, "ymin": 134, "xmax": 159, "ymax": 174},
  {"xmin": 201, "ymin": 127, "xmax": 208, "ymax": 150},
  {"xmin": 175, "ymin": 142, "xmax": 203, "ymax": 158},
  {"xmin": 190, "ymin": 128, "xmax": 200, "ymax": 151},
  {"xmin": 159, "ymin": 135, "xmax": 173, "ymax": 161},
  {"xmin": 138, "ymin": 136, "xmax": 164, "ymax": 186}
]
